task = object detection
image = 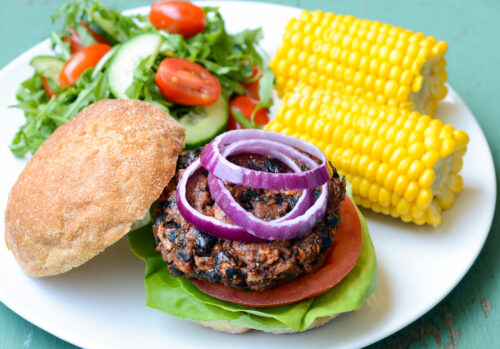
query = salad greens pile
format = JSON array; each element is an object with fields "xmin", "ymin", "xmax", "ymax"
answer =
[
  {"xmin": 11, "ymin": 0, "xmax": 270, "ymax": 157},
  {"xmin": 128, "ymin": 201, "xmax": 377, "ymax": 332}
]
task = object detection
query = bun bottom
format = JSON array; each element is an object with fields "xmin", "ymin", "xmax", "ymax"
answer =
[{"xmin": 195, "ymin": 315, "xmax": 338, "ymax": 334}]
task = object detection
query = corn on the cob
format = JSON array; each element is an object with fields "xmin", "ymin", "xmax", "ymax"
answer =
[
  {"xmin": 270, "ymin": 10, "xmax": 448, "ymax": 116},
  {"xmin": 266, "ymin": 85, "xmax": 468, "ymax": 226}
]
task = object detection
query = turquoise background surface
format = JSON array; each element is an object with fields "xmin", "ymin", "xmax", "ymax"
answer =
[{"xmin": 1, "ymin": 0, "xmax": 498, "ymax": 348}]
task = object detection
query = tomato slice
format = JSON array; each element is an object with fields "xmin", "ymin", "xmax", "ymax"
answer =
[
  {"xmin": 242, "ymin": 65, "xmax": 261, "ymax": 100},
  {"xmin": 150, "ymin": 1, "xmax": 206, "ymax": 38},
  {"xmin": 41, "ymin": 76, "xmax": 57, "ymax": 98},
  {"xmin": 190, "ymin": 196, "xmax": 362, "ymax": 308},
  {"xmin": 79, "ymin": 22, "xmax": 110, "ymax": 45},
  {"xmin": 155, "ymin": 58, "xmax": 221, "ymax": 106},
  {"xmin": 59, "ymin": 43, "xmax": 111, "ymax": 87},
  {"xmin": 63, "ymin": 23, "xmax": 109, "ymax": 54},
  {"xmin": 63, "ymin": 28, "xmax": 85, "ymax": 54},
  {"xmin": 227, "ymin": 96, "xmax": 269, "ymax": 130}
]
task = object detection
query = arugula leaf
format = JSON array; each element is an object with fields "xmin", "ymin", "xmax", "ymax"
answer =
[
  {"xmin": 51, "ymin": 0, "xmax": 144, "ymax": 46},
  {"xmin": 51, "ymin": 0, "xmax": 94, "ymax": 29},
  {"xmin": 10, "ymin": 67, "xmax": 111, "ymax": 157},
  {"xmin": 230, "ymin": 108, "xmax": 256, "ymax": 129},
  {"xmin": 125, "ymin": 55, "xmax": 173, "ymax": 114},
  {"xmin": 257, "ymin": 67, "xmax": 275, "ymax": 107},
  {"xmin": 75, "ymin": 25, "xmax": 98, "ymax": 46},
  {"xmin": 248, "ymin": 67, "xmax": 275, "ymax": 124},
  {"xmin": 50, "ymin": 32, "xmax": 71, "ymax": 61}
]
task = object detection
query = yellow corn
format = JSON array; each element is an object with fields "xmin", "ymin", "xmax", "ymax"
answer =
[
  {"xmin": 270, "ymin": 10, "xmax": 448, "ymax": 116},
  {"xmin": 266, "ymin": 85, "xmax": 469, "ymax": 226}
]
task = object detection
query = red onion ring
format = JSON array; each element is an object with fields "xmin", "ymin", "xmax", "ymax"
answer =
[
  {"xmin": 220, "ymin": 139, "xmax": 314, "ymax": 221},
  {"xmin": 201, "ymin": 129, "xmax": 331, "ymax": 190},
  {"xmin": 176, "ymin": 142, "xmax": 319, "ymax": 242},
  {"xmin": 209, "ymin": 138, "xmax": 329, "ymax": 240},
  {"xmin": 176, "ymin": 158, "xmax": 263, "ymax": 242},
  {"xmin": 208, "ymin": 174, "xmax": 328, "ymax": 240}
]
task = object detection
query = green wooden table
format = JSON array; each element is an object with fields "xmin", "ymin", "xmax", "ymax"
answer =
[{"xmin": 1, "ymin": 0, "xmax": 498, "ymax": 348}]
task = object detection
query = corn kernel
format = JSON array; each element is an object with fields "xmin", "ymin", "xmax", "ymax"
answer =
[
  {"xmin": 366, "ymin": 160, "xmax": 379, "ymax": 181},
  {"xmin": 376, "ymin": 163, "xmax": 390, "ymax": 186},
  {"xmin": 416, "ymin": 188, "xmax": 433, "ymax": 208},
  {"xmin": 397, "ymin": 156, "xmax": 413, "ymax": 173},
  {"xmin": 395, "ymin": 129, "xmax": 409, "ymax": 147},
  {"xmin": 447, "ymin": 174, "xmax": 463, "ymax": 193},
  {"xmin": 401, "ymin": 214, "xmax": 412, "ymax": 222},
  {"xmin": 362, "ymin": 136, "xmax": 376, "ymax": 154},
  {"xmin": 418, "ymin": 168, "xmax": 435, "ymax": 188},
  {"xmin": 394, "ymin": 175, "xmax": 409, "ymax": 196},
  {"xmin": 341, "ymin": 148, "xmax": 355, "ymax": 172},
  {"xmin": 389, "ymin": 147, "xmax": 408, "ymax": 167},
  {"xmin": 450, "ymin": 157, "xmax": 463, "ymax": 174},
  {"xmin": 440, "ymin": 138, "xmax": 457, "ymax": 157},
  {"xmin": 358, "ymin": 155, "xmax": 371, "ymax": 176},
  {"xmin": 437, "ymin": 190, "xmax": 455, "ymax": 210},
  {"xmin": 378, "ymin": 188, "xmax": 391, "ymax": 207},
  {"xmin": 350, "ymin": 176, "xmax": 361, "ymax": 194},
  {"xmin": 400, "ymin": 70, "xmax": 413, "ymax": 85},
  {"xmin": 421, "ymin": 150, "xmax": 440, "ymax": 168},
  {"xmin": 407, "ymin": 160, "xmax": 425, "ymax": 180},
  {"xmin": 360, "ymin": 179, "xmax": 371, "ymax": 197},
  {"xmin": 396, "ymin": 199, "xmax": 411, "ymax": 215},
  {"xmin": 404, "ymin": 181, "xmax": 420, "ymax": 202},
  {"xmin": 384, "ymin": 169, "xmax": 398, "ymax": 191},
  {"xmin": 454, "ymin": 130, "xmax": 470, "ymax": 146},
  {"xmin": 410, "ymin": 204, "xmax": 426, "ymax": 218},
  {"xmin": 427, "ymin": 203, "xmax": 442, "ymax": 226},
  {"xmin": 382, "ymin": 143, "xmax": 397, "ymax": 162},
  {"xmin": 371, "ymin": 139, "xmax": 385, "ymax": 160},
  {"xmin": 368, "ymin": 184, "xmax": 379, "ymax": 202},
  {"xmin": 424, "ymin": 136, "xmax": 441, "ymax": 151}
]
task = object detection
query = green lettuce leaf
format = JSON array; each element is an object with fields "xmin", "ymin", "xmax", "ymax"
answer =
[{"xmin": 127, "ymin": 204, "xmax": 377, "ymax": 332}]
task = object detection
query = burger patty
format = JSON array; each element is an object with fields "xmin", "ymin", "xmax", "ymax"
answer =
[{"xmin": 153, "ymin": 148, "xmax": 346, "ymax": 292}]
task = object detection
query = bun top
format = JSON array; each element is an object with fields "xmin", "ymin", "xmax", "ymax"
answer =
[{"xmin": 5, "ymin": 99, "xmax": 185, "ymax": 276}]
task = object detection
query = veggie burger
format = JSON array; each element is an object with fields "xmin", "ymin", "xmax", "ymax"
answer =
[{"xmin": 5, "ymin": 99, "xmax": 377, "ymax": 333}]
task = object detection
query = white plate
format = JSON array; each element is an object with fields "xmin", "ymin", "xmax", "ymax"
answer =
[{"xmin": 0, "ymin": 2, "xmax": 496, "ymax": 349}]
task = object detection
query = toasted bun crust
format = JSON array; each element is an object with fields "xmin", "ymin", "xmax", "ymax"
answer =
[
  {"xmin": 5, "ymin": 99, "xmax": 185, "ymax": 277},
  {"xmin": 195, "ymin": 315, "xmax": 338, "ymax": 334}
]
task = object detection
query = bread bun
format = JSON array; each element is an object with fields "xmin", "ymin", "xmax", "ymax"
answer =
[
  {"xmin": 5, "ymin": 99, "xmax": 185, "ymax": 276},
  {"xmin": 195, "ymin": 315, "xmax": 338, "ymax": 334}
]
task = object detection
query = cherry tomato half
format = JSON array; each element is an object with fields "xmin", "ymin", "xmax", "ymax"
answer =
[
  {"xmin": 155, "ymin": 58, "xmax": 221, "ymax": 106},
  {"xmin": 150, "ymin": 1, "xmax": 206, "ymax": 38},
  {"xmin": 227, "ymin": 96, "xmax": 269, "ymax": 130},
  {"xmin": 242, "ymin": 65, "xmax": 261, "ymax": 100},
  {"xmin": 59, "ymin": 43, "xmax": 111, "ymax": 87}
]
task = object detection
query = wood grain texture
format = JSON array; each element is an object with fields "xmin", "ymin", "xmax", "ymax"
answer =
[{"xmin": 1, "ymin": 0, "xmax": 499, "ymax": 348}]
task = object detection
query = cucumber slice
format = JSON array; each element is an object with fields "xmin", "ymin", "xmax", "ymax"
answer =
[
  {"xmin": 178, "ymin": 96, "xmax": 228, "ymax": 149},
  {"xmin": 107, "ymin": 33, "xmax": 162, "ymax": 99},
  {"xmin": 29, "ymin": 56, "xmax": 64, "ymax": 82}
]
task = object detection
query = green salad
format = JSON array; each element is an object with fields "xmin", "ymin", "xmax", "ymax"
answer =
[{"xmin": 10, "ymin": 0, "xmax": 273, "ymax": 157}]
